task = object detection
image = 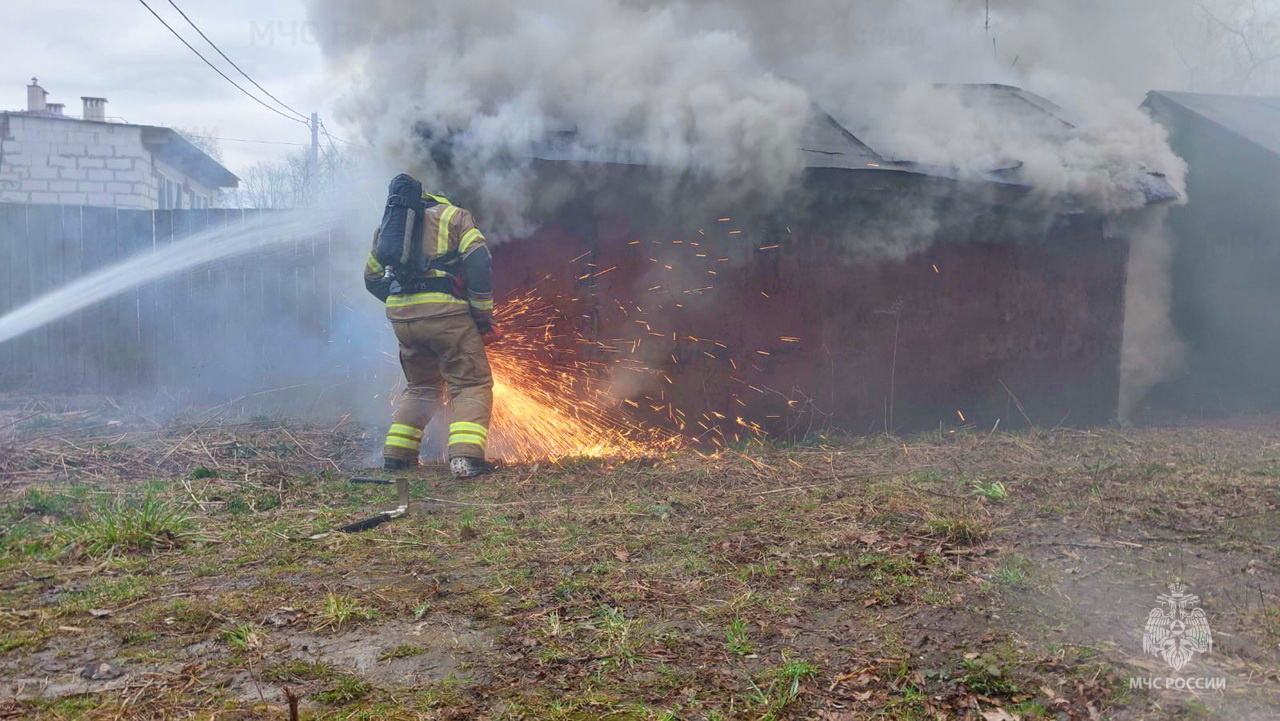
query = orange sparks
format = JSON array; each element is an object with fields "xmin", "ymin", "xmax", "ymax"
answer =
[
  {"xmin": 956, "ymin": 410, "xmax": 966, "ymax": 422},
  {"xmin": 483, "ymin": 291, "xmax": 681, "ymax": 463},
  {"xmin": 932, "ymin": 263, "xmax": 940, "ymax": 274}
]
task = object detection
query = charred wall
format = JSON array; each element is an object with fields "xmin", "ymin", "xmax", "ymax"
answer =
[{"xmin": 494, "ymin": 174, "xmax": 1128, "ymax": 438}]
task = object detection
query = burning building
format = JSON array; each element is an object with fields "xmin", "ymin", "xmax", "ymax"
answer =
[{"xmin": 481, "ymin": 84, "xmax": 1177, "ymax": 438}]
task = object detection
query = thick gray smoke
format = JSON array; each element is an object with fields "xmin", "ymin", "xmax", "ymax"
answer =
[
  {"xmin": 307, "ymin": 0, "xmax": 1196, "ymax": 228},
  {"xmin": 307, "ymin": 0, "xmax": 811, "ymax": 233},
  {"xmin": 1118, "ymin": 206, "xmax": 1186, "ymax": 421}
]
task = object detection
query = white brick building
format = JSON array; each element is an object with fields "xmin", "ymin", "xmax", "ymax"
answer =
[{"xmin": 0, "ymin": 79, "xmax": 238, "ymax": 209}]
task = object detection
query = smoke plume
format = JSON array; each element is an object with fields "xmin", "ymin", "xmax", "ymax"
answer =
[
  {"xmin": 307, "ymin": 0, "xmax": 1197, "ymax": 230},
  {"xmin": 1118, "ymin": 206, "xmax": 1186, "ymax": 421}
]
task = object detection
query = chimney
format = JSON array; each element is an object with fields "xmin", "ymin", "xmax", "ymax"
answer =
[
  {"xmin": 27, "ymin": 78, "xmax": 47, "ymax": 113},
  {"xmin": 46, "ymin": 103, "xmax": 64, "ymax": 116},
  {"xmin": 81, "ymin": 96, "xmax": 107, "ymax": 122}
]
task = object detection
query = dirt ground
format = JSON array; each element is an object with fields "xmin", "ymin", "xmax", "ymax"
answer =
[{"xmin": 0, "ymin": 395, "xmax": 1277, "ymax": 720}]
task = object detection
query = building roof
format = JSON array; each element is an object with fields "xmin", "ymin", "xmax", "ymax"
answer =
[
  {"xmin": 1, "ymin": 111, "xmax": 239, "ymax": 188},
  {"xmin": 950, "ymin": 83, "xmax": 1076, "ymax": 131},
  {"xmin": 138, "ymin": 124, "xmax": 239, "ymax": 189},
  {"xmin": 1144, "ymin": 90, "xmax": 1280, "ymax": 157},
  {"xmin": 462, "ymin": 83, "xmax": 1177, "ymax": 206}
]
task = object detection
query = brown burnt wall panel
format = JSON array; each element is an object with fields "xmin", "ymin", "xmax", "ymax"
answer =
[{"xmin": 494, "ymin": 203, "xmax": 1126, "ymax": 437}]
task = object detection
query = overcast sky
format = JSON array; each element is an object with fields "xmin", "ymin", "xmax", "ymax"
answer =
[{"xmin": 1, "ymin": 0, "xmax": 332, "ymax": 175}]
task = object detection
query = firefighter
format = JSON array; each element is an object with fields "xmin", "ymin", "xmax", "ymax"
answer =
[{"xmin": 364, "ymin": 191, "xmax": 501, "ymax": 478}]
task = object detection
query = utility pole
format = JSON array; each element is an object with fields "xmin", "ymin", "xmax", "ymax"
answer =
[
  {"xmin": 985, "ymin": 1, "xmax": 997, "ymax": 61},
  {"xmin": 308, "ymin": 111, "xmax": 320, "ymax": 204}
]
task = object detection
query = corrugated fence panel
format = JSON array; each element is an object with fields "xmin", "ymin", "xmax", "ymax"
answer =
[{"xmin": 0, "ymin": 203, "xmax": 341, "ymax": 398}]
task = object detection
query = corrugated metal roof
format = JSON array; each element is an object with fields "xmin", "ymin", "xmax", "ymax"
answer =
[
  {"xmin": 528, "ymin": 104, "xmax": 886, "ymax": 170},
  {"xmin": 519, "ymin": 84, "xmax": 1176, "ymax": 204},
  {"xmin": 797, "ymin": 108, "xmax": 883, "ymax": 169},
  {"xmin": 951, "ymin": 83, "xmax": 1076, "ymax": 130},
  {"xmin": 1146, "ymin": 90, "xmax": 1280, "ymax": 157}
]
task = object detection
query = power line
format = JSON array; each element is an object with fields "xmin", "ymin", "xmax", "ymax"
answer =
[
  {"xmin": 163, "ymin": 0, "xmax": 309, "ymax": 123},
  {"xmin": 316, "ymin": 122, "xmax": 340, "ymax": 156},
  {"xmin": 183, "ymin": 133, "xmax": 309, "ymax": 147},
  {"xmin": 318, "ymin": 119, "xmax": 366, "ymax": 148},
  {"xmin": 135, "ymin": 0, "xmax": 307, "ymax": 126}
]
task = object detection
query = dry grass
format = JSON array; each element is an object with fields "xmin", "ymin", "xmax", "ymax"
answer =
[{"xmin": 0, "ymin": 398, "xmax": 1278, "ymax": 719}]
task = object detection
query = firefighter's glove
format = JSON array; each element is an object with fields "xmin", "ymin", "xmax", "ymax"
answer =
[{"xmin": 480, "ymin": 325, "xmax": 504, "ymax": 346}]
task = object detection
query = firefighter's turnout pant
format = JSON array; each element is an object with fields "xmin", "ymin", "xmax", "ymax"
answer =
[{"xmin": 384, "ymin": 311, "xmax": 493, "ymax": 462}]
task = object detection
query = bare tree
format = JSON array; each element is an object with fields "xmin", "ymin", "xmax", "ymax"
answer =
[
  {"xmin": 174, "ymin": 127, "xmax": 226, "ymax": 163},
  {"xmin": 229, "ymin": 143, "xmax": 359, "ymax": 209},
  {"xmin": 1174, "ymin": 0, "xmax": 1280, "ymax": 94}
]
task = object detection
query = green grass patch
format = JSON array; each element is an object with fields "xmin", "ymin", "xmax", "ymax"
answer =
[
  {"xmin": 223, "ymin": 622, "xmax": 265, "ymax": 651},
  {"xmin": 56, "ymin": 493, "xmax": 192, "ymax": 557},
  {"xmin": 993, "ymin": 554, "xmax": 1033, "ymax": 587},
  {"xmin": 315, "ymin": 592, "xmax": 377, "ymax": 630},
  {"xmin": 725, "ymin": 619, "xmax": 754, "ymax": 656},
  {"xmin": 314, "ymin": 676, "xmax": 373, "ymax": 705},
  {"xmin": 961, "ymin": 655, "xmax": 1021, "ymax": 697},
  {"xmin": 744, "ymin": 657, "xmax": 819, "ymax": 721}
]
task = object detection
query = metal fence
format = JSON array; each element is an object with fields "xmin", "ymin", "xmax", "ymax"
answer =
[{"xmin": 0, "ymin": 203, "xmax": 360, "ymax": 398}]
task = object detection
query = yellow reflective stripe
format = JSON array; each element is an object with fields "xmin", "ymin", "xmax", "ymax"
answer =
[
  {"xmin": 436, "ymin": 205, "xmax": 460, "ymax": 256},
  {"xmin": 366, "ymin": 253, "xmax": 383, "ymax": 273},
  {"xmin": 385, "ymin": 292, "xmax": 468, "ymax": 308},
  {"xmin": 389, "ymin": 423, "xmax": 423, "ymax": 440},
  {"xmin": 459, "ymin": 228, "xmax": 485, "ymax": 253},
  {"xmin": 384, "ymin": 437, "xmax": 421, "ymax": 451},
  {"xmin": 426, "ymin": 269, "xmax": 449, "ymax": 278},
  {"xmin": 424, "ymin": 192, "xmax": 452, "ymax": 206},
  {"xmin": 468, "ymin": 297, "xmax": 494, "ymax": 311},
  {"xmin": 450, "ymin": 422, "xmax": 488, "ymax": 437},
  {"xmin": 448, "ymin": 434, "xmax": 487, "ymax": 448}
]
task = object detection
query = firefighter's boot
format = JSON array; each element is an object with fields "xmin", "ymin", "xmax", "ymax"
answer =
[
  {"xmin": 384, "ymin": 457, "xmax": 417, "ymax": 472},
  {"xmin": 450, "ymin": 456, "xmax": 496, "ymax": 479}
]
